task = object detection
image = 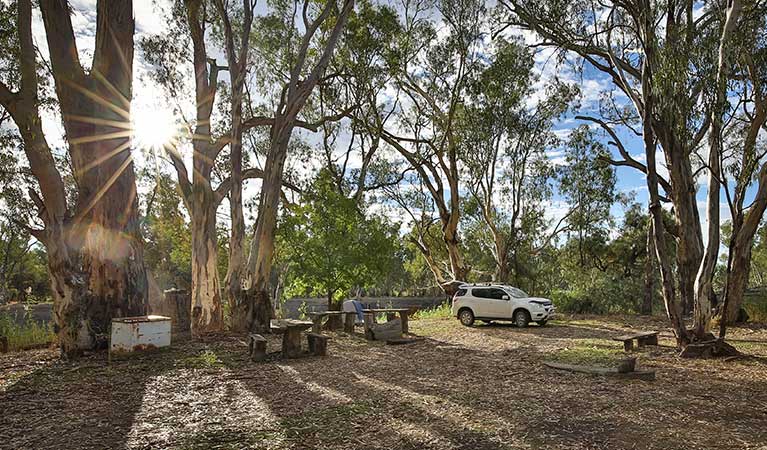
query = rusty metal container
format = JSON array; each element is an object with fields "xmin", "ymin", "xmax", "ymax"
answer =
[{"xmin": 110, "ymin": 315, "xmax": 171, "ymax": 355}]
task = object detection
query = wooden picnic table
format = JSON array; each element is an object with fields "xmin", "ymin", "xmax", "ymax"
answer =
[
  {"xmin": 270, "ymin": 319, "xmax": 313, "ymax": 358},
  {"xmin": 307, "ymin": 311, "xmax": 353, "ymax": 333},
  {"xmin": 362, "ymin": 308, "xmax": 410, "ymax": 339}
]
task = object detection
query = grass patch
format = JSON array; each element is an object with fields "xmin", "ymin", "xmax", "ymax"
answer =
[
  {"xmin": 411, "ymin": 301, "xmax": 452, "ymax": 320},
  {"xmin": 550, "ymin": 338, "xmax": 626, "ymax": 366},
  {"xmin": 179, "ymin": 350, "xmax": 224, "ymax": 369},
  {"xmin": 0, "ymin": 313, "xmax": 55, "ymax": 351}
]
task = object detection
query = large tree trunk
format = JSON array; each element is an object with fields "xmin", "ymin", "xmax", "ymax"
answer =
[
  {"xmin": 693, "ymin": 0, "xmax": 742, "ymax": 338},
  {"xmin": 722, "ymin": 165, "xmax": 767, "ymax": 325},
  {"xmin": 241, "ymin": 124, "xmax": 292, "ymax": 333},
  {"xmin": 38, "ymin": 0, "xmax": 148, "ymax": 356},
  {"xmin": 218, "ymin": 0, "xmax": 253, "ymax": 333},
  {"xmin": 640, "ymin": 9, "xmax": 688, "ymax": 347},
  {"xmin": 190, "ymin": 189, "xmax": 223, "ymax": 334},
  {"xmin": 662, "ymin": 143, "xmax": 704, "ymax": 317},
  {"xmin": 443, "ymin": 216, "xmax": 468, "ymax": 282}
]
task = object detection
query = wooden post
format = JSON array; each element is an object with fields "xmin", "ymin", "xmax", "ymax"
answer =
[
  {"xmin": 363, "ymin": 312, "xmax": 375, "ymax": 340},
  {"xmin": 399, "ymin": 311, "xmax": 409, "ymax": 334},
  {"xmin": 310, "ymin": 315, "xmax": 323, "ymax": 334},
  {"xmin": 623, "ymin": 339, "xmax": 634, "ymax": 352},
  {"xmin": 0, "ymin": 336, "xmax": 8, "ymax": 353},
  {"xmin": 326, "ymin": 313, "xmax": 342, "ymax": 331},
  {"xmin": 282, "ymin": 327, "xmax": 303, "ymax": 358},
  {"xmin": 248, "ymin": 334, "xmax": 267, "ymax": 362},
  {"xmin": 163, "ymin": 289, "xmax": 191, "ymax": 338},
  {"xmin": 344, "ymin": 312, "xmax": 356, "ymax": 333}
]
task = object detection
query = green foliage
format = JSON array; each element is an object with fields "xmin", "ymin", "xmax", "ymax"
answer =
[
  {"xmin": 278, "ymin": 170, "xmax": 399, "ymax": 307},
  {"xmin": 142, "ymin": 174, "xmax": 193, "ymax": 290},
  {"xmin": 411, "ymin": 302, "xmax": 452, "ymax": 320},
  {"xmin": 551, "ymin": 204, "xmax": 656, "ymax": 315},
  {"xmin": 0, "ymin": 314, "xmax": 55, "ymax": 351}
]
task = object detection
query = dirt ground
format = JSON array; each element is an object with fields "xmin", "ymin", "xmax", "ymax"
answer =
[{"xmin": 1, "ymin": 315, "xmax": 766, "ymax": 450}]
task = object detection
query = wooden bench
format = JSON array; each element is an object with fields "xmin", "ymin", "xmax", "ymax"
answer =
[
  {"xmin": 307, "ymin": 333, "xmax": 331, "ymax": 356},
  {"xmin": 248, "ymin": 334, "xmax": 267, "ymax": 362},
  {"xmin": 362, "ymin": 308, "xmax": 410, "ymax": 340},
  {"xmin": 613, "ymin": 331, "xmax": 659, "ymax": 351}
]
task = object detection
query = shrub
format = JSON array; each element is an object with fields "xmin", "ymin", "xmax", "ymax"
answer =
[
  {"xmin": 412, "ymin": 301, "xmax": 452, "ymax": 320},
  {"xmin": 0, "ymin": 314, "xmax": 55, "ymax": 351}
]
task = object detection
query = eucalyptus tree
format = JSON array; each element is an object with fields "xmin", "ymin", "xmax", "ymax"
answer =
[
  {"xmin": 461, "ymin": 39, "xmax": 576, "ymax": 283},
  {"xmin": 235, "ymin": 0, "xmax": 356, "ymax": 333},
  {"xmin": 317, "ymin": 0, "xmax": 406, "ymax": 204},
  {"xmin": 378, "ymin": 0, "xmax": 486, "ymax": 289},
  {"xmin": 559, "ymin": 127, "xmax": 619, "ymax": 268},
  {"xmin": 0, "ymin": 0, "xmax": 147, "ymax": 356},
  {"xmin": 213, "ymin": 0, "xmax": 256, "ymax": 329},
  {"xmin": 143, "ymin": 0, "xmax": 244, "ymax": 334},
  {"xmin": 143, "ymin": 0, "xmax": 329, "ymax": 334},
  {"xmin": 499, "ymin": 0, "xmax": 728, "ymax": 346},
  {"xmin": 715, "ymin": 1, "xmax": 767, "ymax": 328}
]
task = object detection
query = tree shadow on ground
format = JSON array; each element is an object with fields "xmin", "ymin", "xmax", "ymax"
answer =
[
  {"xmin": 0, "ymin": 340, "xmax": 230, "ymax": 450},
  {"xmin": 3, "ymin": 321, "xmax": 767, "ymax": 450}
]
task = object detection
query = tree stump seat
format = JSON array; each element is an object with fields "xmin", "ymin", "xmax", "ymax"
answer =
[
  {"xmin": 612, "ymin": 331, "xmax": 659, "ymax": 351},
  {"xmin": 248, "ymin": 334, "xmax": 267, "ymax": 362},
  {"xmin": 307, "ymin": 333, "xmax": 330, "ymax": 356}
]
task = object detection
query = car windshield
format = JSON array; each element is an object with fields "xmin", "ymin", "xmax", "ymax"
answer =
[{"xmin": 507, "ymin": 287, "xmax": 527, "ymax": 298}]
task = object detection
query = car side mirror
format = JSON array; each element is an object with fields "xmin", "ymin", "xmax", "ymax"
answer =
[{"xmin": 502, "ymin": 295, "xmax": 509, "ymax": 300}]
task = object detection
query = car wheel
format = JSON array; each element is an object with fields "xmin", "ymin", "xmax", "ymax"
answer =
[
  {"xmin": 514, "ymin": 310, "xmax": 530, "ymax": 328},
  {"xmin": 459, "ymin": 309, "xmax": 475, "ymax": 327},
  {"xmin": 536, "ymin": 319, "xmax": 548, "ymax": 327}
]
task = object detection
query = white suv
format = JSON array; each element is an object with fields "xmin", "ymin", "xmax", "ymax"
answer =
[{"xmin": 451, "ymin": 284, "xmax": 555, "ymax": 327}]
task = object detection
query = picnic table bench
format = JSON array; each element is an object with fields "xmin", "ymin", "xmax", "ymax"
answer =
[
  {"xmin": 270, "ymin": 319, "xmax": 314, "ymax": 358},
  {"xmin": 308, "ymin": 311, "xmax": 356, "ymax": 333},
  {"xmin": 362, "ymin": 308, "xmax": 410, "ymax": 340},
  {"xmin": 613, "ymin": 330, "xmax": 659, "ymax": 351}
]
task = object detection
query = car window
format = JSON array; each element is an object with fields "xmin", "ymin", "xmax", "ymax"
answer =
[
  {"xmin": 472, "ymin": 288, "xmax": 507, "ymax": 300},
  {"xmin": 508, "ymin": 287, "xmax": 527, "ymax": 298},
  {"xmin": 471, "ymin": 288, "xmax": 493, "ymax": 299},
  {"xmin": 489, "ymin": 288, "xmax": 508, "ymax": 300},
  {"xmin": 454, "ymin": 288, "xmax": 467, "ymax": 297}
]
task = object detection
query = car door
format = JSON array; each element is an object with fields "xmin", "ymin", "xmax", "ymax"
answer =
[{"xmin": 471, "ymin": 288, "xmax": 510, "ymax": 318}]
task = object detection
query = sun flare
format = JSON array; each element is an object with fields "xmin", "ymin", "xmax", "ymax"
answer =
[{"xmin": 132, "ymin": 106, "xmax": 179, "ymax": 150}]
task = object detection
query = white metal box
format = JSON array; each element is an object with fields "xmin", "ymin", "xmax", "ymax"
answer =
[{"xmin": 110, "ymin": 315, "xmax": 171, "ymax": 355}]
